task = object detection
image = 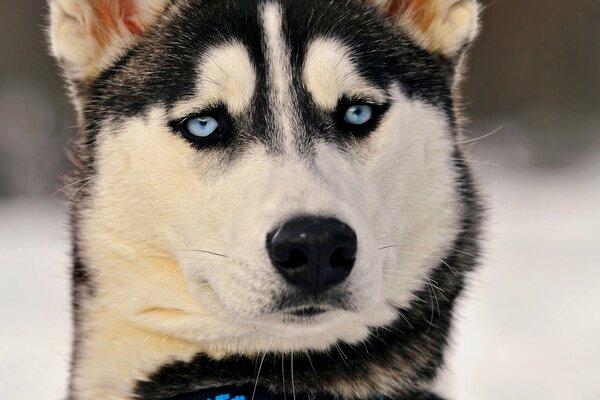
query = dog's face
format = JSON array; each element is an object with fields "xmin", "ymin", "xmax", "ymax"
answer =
[{"xmin": 51, "ymin": 0, "xmax": 479, "ymax": 355}]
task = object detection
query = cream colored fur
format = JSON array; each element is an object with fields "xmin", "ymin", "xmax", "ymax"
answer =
[
  {"xmin": 303, "ymin": 38, "xmax": 387, "ymax": 110},
  {"xmin": 172, "ymin": 42, "xmax": 257, "ymax": 117},
  {"xmin": 367, "ymin": 0, "xmax": 480, "ymax": 57},
  {"xmin": 72, "ymin": 49, "xmax": 459, "ymax": 400},
  {"xmin": 49, "ymin": 0, "xmax": 172, "ymax": 82}
]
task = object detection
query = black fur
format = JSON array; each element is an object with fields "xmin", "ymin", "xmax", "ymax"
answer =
[
  {"xmin": 60, "ymin": 0, "xmax": 482, "ymax": 399},
  {"xmin": 79, "ymin": 0, "xmax": 454, "ymax": 160}
]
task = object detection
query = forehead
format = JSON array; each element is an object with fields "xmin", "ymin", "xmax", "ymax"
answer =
[{"xmin": 93, "ymin": 0, "xmax": 451, "ymax": 117}]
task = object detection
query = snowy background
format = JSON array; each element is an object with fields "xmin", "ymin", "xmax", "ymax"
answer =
[{"xmin": 1, "ymin": 0, "xmax": 600, "ymax": 399}]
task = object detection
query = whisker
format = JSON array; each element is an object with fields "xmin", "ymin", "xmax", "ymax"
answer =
[
  {"xmin": 66, "ymin": 177, "xmax": 98, "ymax": 204},
  {"xmin": 181, "ymin": 249, "xmax": 230, "ymax": 258},
  {"xmin": 291, "ymin": 351, "xmax": 296, "ymax": 400},
  {"xmin": 447, "ymin": 246, "xmax": 477, "ymax": 259},
  {"xmin": 378, "ymin": 244, "xmax": 403, "ymax": 251},
  {"xmin": 281, "ymin": 355, "xmax": 287, "ymax": 400},
  {"xmin": 425, "ymin": 283, "xmax": 436, "ymax": 333},
  {"xmin": 252, "ymin": 342, "xmax": 270, "ymax": 400},
  {"xmin": 334, "ymin": 343, "xmax": 350, "ymax": 368},
  {"xmin": 378, "ymin": 242, "xmax": 466, "ymax": 275},
  {"xmin": 51, "ymin": 176, "xmax": 96, "ymax": 197},
  {"xmin": 432, "ymin": 255, "xmax": 459, "ymax": 276},
  {"xmin": 458, "ymin": 125, "xmax": 504, "ymax": 145},
  {"xmin": 451, "ymin": 157, "xmax": 501, "ymax": 167},
  {"xmin": 396, "ymin": 309, "xmax": 414, "ymax": 329},
  {"xmin": 203, "ymin": 77, "xmax": 225, "ymax": 90},
  {"xmin": 305, "ymin": 350, "xmax": 316, "ymax": 374}
]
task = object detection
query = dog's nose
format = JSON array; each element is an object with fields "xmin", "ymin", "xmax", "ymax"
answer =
[{"xmin": 267, "ymin": 216, "xmax": 357, "ymax": 294}]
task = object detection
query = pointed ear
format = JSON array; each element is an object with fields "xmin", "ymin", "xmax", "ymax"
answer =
[
  {"xmin": 367, "ymin": 0, "xmax": 480, "ymax": 58},
  {"xmin": 49, "ymin": 0, "xmax": 172, "ymax": 83}
]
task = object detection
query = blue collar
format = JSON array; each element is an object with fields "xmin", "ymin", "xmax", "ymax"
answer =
[{"xmin": 166, "ymin": 385, "xmax": 337, "ymax": 400}]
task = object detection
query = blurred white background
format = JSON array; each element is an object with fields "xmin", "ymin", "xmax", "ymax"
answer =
[{"xmin": 1, "ymin": 0, "xmax": 599, "ymax": 399}]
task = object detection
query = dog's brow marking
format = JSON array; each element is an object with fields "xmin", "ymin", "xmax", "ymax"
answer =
[
  {"xmin": 194, "ymin": 42, "xmax": 257, "ymax": 116},
  {"xmin": 260, "ymin": 2, "xmax": 296, "ymax": 152},
  {"xmin": 303, "ymin": 38, "xmax": 387, "ymax": 110}
]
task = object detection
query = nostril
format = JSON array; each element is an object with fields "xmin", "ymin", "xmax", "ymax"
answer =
[
  {"xmin": 278, "ymin": 248, "xmax": 308, "ymax": 270},
  {"xmin": 329, "ymin": 247, "xmax": 356, "ymax": 270},
  {"xmin": 267, "ymin": 216, "xmax": 357, "ymax": 293}
]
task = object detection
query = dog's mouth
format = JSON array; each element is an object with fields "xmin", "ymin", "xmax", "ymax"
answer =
[
  {"xmin": 276, "ymin": 305, "xmax": 337, "ymax": 324},
  {"xmin": 285, "ymin": 306, "xmax": 328, "ymax": 317},
  {"xmin": 269, "ymin": 290, "xmax": 356, "ymax": 324}
]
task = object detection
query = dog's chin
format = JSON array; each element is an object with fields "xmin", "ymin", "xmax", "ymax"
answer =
[
  {"xmin": 228, "ymin": 302, "xmax": 372, "ymax": 339},
  {"xmin": 218, "ymin": 298, "xmax": 367, "ymax": 337},
  {"xmin": 245, "ymin": 308, "xmax": 371, "ymax": 346},
  {"xmin": 268, "ymin": 306, "xmax": 344, "ymax": 328},
  {"xmin": 283, "ymin": 305, "xmax": 329, "ymax": 318},
  {"xmin": 185, "ymin": 277, "xmax": 394, "ymax": 353}
]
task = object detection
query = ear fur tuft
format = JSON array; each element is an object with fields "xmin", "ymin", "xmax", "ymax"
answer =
[
  {"xmin": 369, "ymin": 0, "xmax": 480, "ymax": 58},
  {"xmin": 49, "ymin": 0, "xmax": 172, "ymax": 83}
]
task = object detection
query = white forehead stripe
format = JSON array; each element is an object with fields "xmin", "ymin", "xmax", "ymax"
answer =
[
  {"xmin": 303, "ymin": 38, "xmax": 387, "ymax": 110},
  {"xmin": 261, "ymin": 2, "xmax": 295, "ymax": 148}
]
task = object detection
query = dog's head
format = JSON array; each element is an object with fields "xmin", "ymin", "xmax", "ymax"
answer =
[{"xmin": 51, "ymin": 0, "xmax": 479, "ymax": 355}]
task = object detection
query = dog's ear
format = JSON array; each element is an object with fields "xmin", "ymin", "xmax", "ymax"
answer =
[
  {"xmin": 49, "ymin": 0, "xmax": 172, "ymax": 83},
  {"xmin": 366, "ymin": 0, "xmax": 480, "ymax": 58}
]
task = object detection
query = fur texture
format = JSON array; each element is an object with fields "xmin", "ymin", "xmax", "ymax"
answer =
[{"xmin": 49, "ymin": 0, "xmax": 482, "ymax": 399}]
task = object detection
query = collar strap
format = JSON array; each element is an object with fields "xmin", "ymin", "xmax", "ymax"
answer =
[{"xmin": 166, "ymin": 385, "xmax": 339, "ymax": 400}]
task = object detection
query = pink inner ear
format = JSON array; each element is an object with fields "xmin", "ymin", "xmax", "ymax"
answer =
[
  {"xmin": 385, "ymin": 0, "xmax": 436, "ymax": 31},
  {"xmin": 120, "ymin": 0, "xmax": 144, "ymax": 35},
  {"xmin": 93, "ymin": 0, "xmax": 144, "ymax": 47},
  {"xmin": 386, "ymin": 0, "xmax": 409, "ymax": 18}
]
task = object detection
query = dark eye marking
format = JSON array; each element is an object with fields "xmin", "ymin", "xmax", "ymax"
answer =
[
  {"xmin": 169, "ymin": 106, "xmax": 232, "ymax": 148},
  {"xmin": 333, "ymin": 97, "xmax": 390, "ymax": 138}
]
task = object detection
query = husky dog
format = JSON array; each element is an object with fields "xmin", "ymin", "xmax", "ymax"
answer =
[{"xmin": 49, "ymin": 0, "xmax": 482, "ymax": 399}]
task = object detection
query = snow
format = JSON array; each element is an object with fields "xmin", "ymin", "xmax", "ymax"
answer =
[
  {"xmin": 1, "ymin": 154, "xmax": 599, "ymax": 400},
  {"xmin": 0, "ymin": 200, "xmax": 71, "ymax": 399},
  {"xmin": 440, "ymin": 153, "xmax": 600, "ymax": 399}
]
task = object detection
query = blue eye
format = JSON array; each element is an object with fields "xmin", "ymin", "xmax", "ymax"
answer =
[
  {"xmin": 185, "ymin": 116, "xmax": 219, "ymax": 138},
  {"xmin": 344, "ymin": 105, "xmax": 373, "ymax": 125}
]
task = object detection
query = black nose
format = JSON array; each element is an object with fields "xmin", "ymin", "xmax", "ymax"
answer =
[{"xmin": 267, "ymin": 216, "xmax": 357, "ymax": 294}]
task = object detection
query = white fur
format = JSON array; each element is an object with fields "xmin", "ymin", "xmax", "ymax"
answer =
[
  {"xmin": 365, "ymin": 85, "xmax": 460, "ymax": 307},
  {"xmin": 260, "ymin": 2, "xmax": 297, "ymax": 151},
  {"xmin": 61, "ymin": 3, "xmax": 462, "ymax": 399}
]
